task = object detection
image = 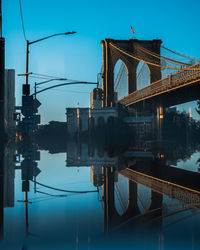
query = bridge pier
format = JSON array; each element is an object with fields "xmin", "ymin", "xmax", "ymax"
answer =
[{"xmin": 156, "ymin": 106, "xmax": 164, "ymax": 141}]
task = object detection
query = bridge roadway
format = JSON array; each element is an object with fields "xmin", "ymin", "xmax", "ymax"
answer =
[
  {"xmin": 120, "ymin": 161, "xmax": 200, "ymax": 205},
  {"xmin": 119, "ymin": 63, "xmax": 200, "ymax": 108}
]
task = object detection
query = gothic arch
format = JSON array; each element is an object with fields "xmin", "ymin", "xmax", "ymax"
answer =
[{"xmin": 101, "ymin": 38, "xmax": 162, "ymax": 107}]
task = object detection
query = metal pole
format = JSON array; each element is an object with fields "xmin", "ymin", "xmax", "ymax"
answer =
[
  {"xmin": 0, "ymin": 0, "xmax": 2, "ymax": 37},
  {"xmin": 25, "ymin": 191, "xmax": 29, "ymax": 235},
  {"xmin": 25, "ymin": 40, "xmax": 29, "ymax": 85},
  {"xmin": 34, "ymin": 82, "xmax": 36, "ymax": 99}
]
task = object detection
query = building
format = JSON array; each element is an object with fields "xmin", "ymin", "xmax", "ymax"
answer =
[
  {"xmin": 4, "ymin": 69, "xmax": 15, "ymax": 136},
  {"xmin": 66, "ymin": 88, "xmax": 119, "ymax": 135},
  {"xmin": 90, "ymin": 88, "xmax": 103, "ymax": 109}
]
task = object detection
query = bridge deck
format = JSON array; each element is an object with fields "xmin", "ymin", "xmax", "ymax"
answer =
[
  {"xmin": 120, "ymin": 161, "xmax": 200, "ymax": 205},
  {"xmin": 119, "ymin": 63, "xmax": 200, "ymax": 106}
]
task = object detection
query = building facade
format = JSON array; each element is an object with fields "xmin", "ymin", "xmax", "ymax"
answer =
[{"xmin": 4, "ymin": 69, "xmax": 15, "ymax": 136}]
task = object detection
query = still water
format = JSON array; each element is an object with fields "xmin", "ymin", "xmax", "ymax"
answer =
[{"xmin": 1, "ymin": 140, "xmax": 200, "ymax": 250}]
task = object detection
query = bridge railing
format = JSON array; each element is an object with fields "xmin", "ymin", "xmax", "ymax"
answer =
[{"xmin": 119, "ymin": 62, "xmax": 200, "ymax": 106}]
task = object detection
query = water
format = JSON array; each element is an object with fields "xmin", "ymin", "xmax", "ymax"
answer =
[{"xmin": 1, "ymin": 138, "xmax": 200, "ymax": 249}]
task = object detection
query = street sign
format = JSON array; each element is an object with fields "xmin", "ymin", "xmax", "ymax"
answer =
[
  {"xmin": 22, "ymin": 95, "xmax": 34, "ymax": 116},
  {"xmin": 34, "ymin": 98, "xmax": 41, "ymax": 109}
]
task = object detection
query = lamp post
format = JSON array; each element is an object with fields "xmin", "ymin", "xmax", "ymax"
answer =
[
  {"xmin": 23, "ymin": 31, "xmax": 76, "ymax": 96},
  {"xmin": 34, "ymin": 78, "xmax": 68, "ymax": 100}
]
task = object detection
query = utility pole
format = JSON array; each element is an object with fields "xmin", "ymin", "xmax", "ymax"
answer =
[{"xmin": 0, "ymin": 0, "xmax": 5, "ymax": 143}]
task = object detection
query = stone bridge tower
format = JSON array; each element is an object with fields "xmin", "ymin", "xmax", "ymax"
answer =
[{"xmin": 101, "ymin": 39, "xmax": 162, "ymax": 107}]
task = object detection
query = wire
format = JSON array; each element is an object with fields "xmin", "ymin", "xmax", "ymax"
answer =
[
  {"xmin": 49, "ymin": 89, "xmax": 90, "ymax": 94},
  {"xmin": 31, "ymin": 180, "xmax": 98, "ymax": 194},
  {"xmin": 19, "ymin": 0, "xmax": 27, "ymax": 41},
  {"xmin": 36, "ymin": 190, "xmax": 67, "ymax": 197},
  {"xmin": 32, "ymin": 72, "xmax": 67, "ymax": 79}
]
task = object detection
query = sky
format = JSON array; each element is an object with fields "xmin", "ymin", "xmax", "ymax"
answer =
[{"xmin": 2, "ymin": 0, "xmax": 200, "ymax": 123}]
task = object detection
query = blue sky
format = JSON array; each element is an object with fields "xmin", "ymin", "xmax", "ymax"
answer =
[{"xmin": 2, "ymin": 0, "xmax": 200, "ymax": 123}]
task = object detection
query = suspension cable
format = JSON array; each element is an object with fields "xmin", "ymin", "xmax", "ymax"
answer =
[
  {"xmin": 137, "ymin": 45, "xmax": 190, "ymax": 67},
  {"xmin": 115, "ymin": 64, "xmax": 125, "ymax": 90},
  {"xmin": 110, "ymin": 43, "xmax": 182, "ymax": 70},
  {"xmin": 110, "ymin": 43, "xmax": 200, "ymax": 71},
  {"xmin": 114, "ymin": 62, "xmax": 124, "ymax": 86},
  {"xmin": 161, "ymin": 45, "xmax": 200, "ymax": 62},
  {"xmin": 136, "ymin": 61, "xmax": 145, "ymax": 79}
]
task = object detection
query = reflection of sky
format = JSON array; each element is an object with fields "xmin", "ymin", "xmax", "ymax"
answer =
[
  {"xmin": 3, "ymin": 151, "xmax": 103, "ymax": 249},
  {"xmin": 2, "ymin": 149, "xmax": 200, "ymax": 249},
  {"xmin": 171, "ymin": 151, "xmax": 200, "ymax": 173},
  {"xmin": 2, "ymin": 0, "xmax": 200, "ymax": 122}
]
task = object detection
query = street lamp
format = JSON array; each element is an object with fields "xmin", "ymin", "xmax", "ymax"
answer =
[
  {"xmin": 34, "ymin": 77, "xmax": 68, "ymax": 99},
  {"xmin": 24, "ymin": 31, "xmax": 76, "ymax": 96}
]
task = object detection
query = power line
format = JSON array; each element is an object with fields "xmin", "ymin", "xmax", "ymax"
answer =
[
  {"xmin": 19, "ymin": 0, "xmax": 27, "ymax": 41},
  {"xmin": 32, "ymin": 72, "xmax": 67, "ymax": 79}
]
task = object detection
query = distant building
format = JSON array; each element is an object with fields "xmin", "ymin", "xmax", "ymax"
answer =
[
  {"xmin": 4, "ymin": 69, "xmax": 15, "ymax": 136},
  {"xmin": 66, "ymin": 88, "xmax": 119, "ymax": 135},
  {"xmin": 90, "ymin": 88, "xmax": 103, "ymax": 109}
]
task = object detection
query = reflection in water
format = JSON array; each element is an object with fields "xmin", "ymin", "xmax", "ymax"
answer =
[{"xmin": 1, "ymin": 118, "xmax": 200, "ymax": 249}]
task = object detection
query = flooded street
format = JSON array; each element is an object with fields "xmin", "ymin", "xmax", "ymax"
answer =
[{"xmin": 1, "ymin": 139, "xmax": 200, "ymax": 249}]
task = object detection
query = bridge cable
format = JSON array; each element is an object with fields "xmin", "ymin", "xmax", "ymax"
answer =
[
  {"xmin": 161, "ymin": 45, "xmax": 200, "ymax": 62},
  {"xmin": 114, "ymin": 63, "xmax": 124, "ymax": 88},
  {"xmin": 115, "ymin": 183, "xmax": 127, "ymax": 210},
  {"xmin": 115, "ymin": 64, "xmax": 126, "ymax": 91},
  {"xmin": 136, "ymin": 61, "xmax": 146, "ymax": 79},
  {"xmin": 110, "ymin": 43, "xmax": 200, "ymax": 71},
  {"xmin": 137, "ymin": 45, "xmax": 190, "ymax": 67},
  {"xmin": 110, "ymin": 43, "xmax": 182, "ymax": 70}
]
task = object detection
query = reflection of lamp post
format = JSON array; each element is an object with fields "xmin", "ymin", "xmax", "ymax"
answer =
[{"xmin": 23, "ymin": 31, "xmax": 76, "ymax": 96}]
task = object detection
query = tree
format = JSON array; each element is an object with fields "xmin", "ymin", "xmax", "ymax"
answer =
[{"xmin": 196, "ymin": 100, "xmax": 200, "ymax": 115}]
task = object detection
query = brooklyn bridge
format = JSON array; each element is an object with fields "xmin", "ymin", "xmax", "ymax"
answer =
[{"xmin": 99, "ymin": 39, "xmax": 200, "ymax": 113}]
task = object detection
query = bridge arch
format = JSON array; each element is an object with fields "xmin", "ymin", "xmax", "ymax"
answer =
[
  {"xmin": 101, "ymin": 38, "xmax": 162, "ymax": 107},
  {"xmin": 114, "ymin": 59, "xmax": 128, "ymax": 100},
  {"xmin": 136, "ymin": 61, "xmax": 150, "ymax": 90}
]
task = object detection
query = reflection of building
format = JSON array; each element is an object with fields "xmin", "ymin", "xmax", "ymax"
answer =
[
  {"xmin": 90, "ymin": 166, "xmax": 104, "ymax": 187},
  {"xmin": 66, "ymin": 142, "xmax": 118, "ymax": 167},
  {"xmin": 4, "ymin": 69, "xmax": 15, "ymax": 136},
  {"xmin": 4, "ymin": 144, "xmax": 15, "ymax": 207},
  {"xmin": 123, "ymin": 116, "xmax": 153, "ymax": 150}
]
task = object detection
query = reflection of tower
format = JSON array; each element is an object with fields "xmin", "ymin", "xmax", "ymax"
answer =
[{"xmin": 90, "ymin": 166, "xmax": 103, "ymax": 187}]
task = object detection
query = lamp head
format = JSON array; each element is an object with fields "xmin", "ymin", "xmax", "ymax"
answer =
[{"xmin": 64, "ymin": 31, "xmax": 77, "ymax": 35}]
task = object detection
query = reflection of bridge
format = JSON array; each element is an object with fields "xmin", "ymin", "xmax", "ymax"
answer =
[
  {"xmin": 101, "ymin": 161, "xmax": 200, "ymax": 233},
  {"xmin": 100, "ymin": 39, "xmax": 200, "ymax": 110}
]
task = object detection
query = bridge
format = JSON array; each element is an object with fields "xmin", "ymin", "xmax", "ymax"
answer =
[
  {"xmin": 101, "ymin": 162, "xmax": 200, "ymax": 233},
  {"xmin": 100, "ymin": 39, "xmax": 200, "ymax": 111}
]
